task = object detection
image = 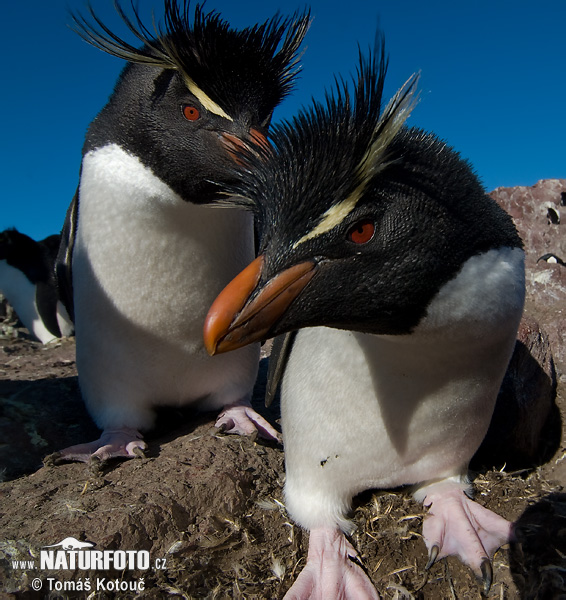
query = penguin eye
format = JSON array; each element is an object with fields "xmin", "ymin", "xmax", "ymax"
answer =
[
  {"xmin": 182, "ymin": 105, "xmax": 200, "ymax": 121},
  {"xmin": 348, "ymin": 220, "xmax": 375, "ymax": 244}
]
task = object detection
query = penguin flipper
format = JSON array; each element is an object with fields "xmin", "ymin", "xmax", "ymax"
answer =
[
  {"xmin": 56, "ymin": 190, "xmax": 79, "ymax": 323},
  {"xmin": 35, "ymin": 234, "xmax": 68, "ymax": 338},
  {"xmin": 266, "ymin": 330, "xmax": 296, "ymax": 407}
]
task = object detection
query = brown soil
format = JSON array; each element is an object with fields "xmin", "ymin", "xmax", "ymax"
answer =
[{"xmin": 0, "ymin": 321, "xmax": 565, "ymax": 599}]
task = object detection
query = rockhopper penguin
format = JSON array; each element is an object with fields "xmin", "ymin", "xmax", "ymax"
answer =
[
  {"xmin": 0, "ymin": 229, "xmax": 73, "ymax": 343},
  {"xmin": 204, "ymin": 38, "xmax": 525, "ymax": 597},
  {"xmin": 55, "ymin": 0, "xmax": 310, "ymax": 462}
]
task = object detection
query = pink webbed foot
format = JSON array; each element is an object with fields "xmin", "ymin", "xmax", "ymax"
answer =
[
  {"xmin": 420, "ymin": 484, "xmax": 513, "ymax": 593},
  {"xmin": 284, "ymin": 527, "xmax": 379, "ymax": 600},
  {"xmin": 215, "ymin": 398, "xmax": 281, "ymax": 442},
  {"xmin": 54, "ymin": 427, "xmax": 147, "ymax": 463}
]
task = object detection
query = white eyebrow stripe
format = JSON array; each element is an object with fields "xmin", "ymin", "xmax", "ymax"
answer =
[
  {"xmin": 292, "ymin": 185, "xmax": 364, "ymax": 249},
  {"xmin": 184, "ymin": 75, "xmax": 233, "ymax": 122},
  {"xmin": 290, "ymin": 73, "xmax": 420, "ymax": 251},
  {"xmin": 290, "ymin": 73, "xmax": 422, "ymax": 251}
]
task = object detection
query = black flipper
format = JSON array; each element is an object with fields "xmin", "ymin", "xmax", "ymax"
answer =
[
  {"xmin": 265, "ymin": 330, "xmax": 296, "ymax": 407},
  {"xmin": 56, "ymin": 189, "xmax": 79, "ymax": 323},
  {"xmin": 35, "ymin": 234, "xmax": 64, "ymax": 338}
]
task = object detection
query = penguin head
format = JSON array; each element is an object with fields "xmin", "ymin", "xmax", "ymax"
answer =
[
  {"xmin": 0, "ymin": 229, "xmax": 29, "ymax": 262},
  {"xmin": 203, "ymin": 37, "xmax": 523, "ymax": 354},
  {"xmin": 0, "ymin": 228, "xmax": 60, "ymax": 284},
  {"xmin": 0, "ymin": 228, "xmax": 46, "ymax": 283},
  {"xmin": 74, "ymin": 0, "xmax": 310, "ymax": 203}
]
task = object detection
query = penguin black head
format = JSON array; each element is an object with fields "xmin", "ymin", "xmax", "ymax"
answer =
[
  {"xmin": 74, "ymin": 0, "xmax": 310, "ymax": 202},
  {"xmin": 0, "ymin": 229, "xmax": 58, "ymax": 284},
  {"xmin": 203, "ymin": 35, "xmax": 523, "ymax": 353}
]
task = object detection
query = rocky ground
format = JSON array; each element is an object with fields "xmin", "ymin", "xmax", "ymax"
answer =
[{"xmin": 0, "ymin": 179, "xmax": 565, "ymax": 599}]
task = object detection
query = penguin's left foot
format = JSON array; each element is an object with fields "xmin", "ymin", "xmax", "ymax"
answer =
[
  {"xmin": 420, "ymin": 485, "xmax": 513, "ymax": 594},
  {"xmin": 283, "ymin": 526, "xmax": 379, "ymax": 599},
  {"xmin": 53, "ymin": 428, "xmax": 147, "ymax": 464},
  {"xmin": 215, "ymin": 398, "xmax": 281, "ymax": 442}
]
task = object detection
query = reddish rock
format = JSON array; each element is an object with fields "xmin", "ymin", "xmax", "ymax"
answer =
[{"xmin": 491, "ymin": 179, "xmax": 566, "ymax": 374}]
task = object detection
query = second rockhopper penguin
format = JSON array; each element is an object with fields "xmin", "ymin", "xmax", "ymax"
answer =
[
  {"xmin": 55, "ymin": 0, "xmax": 310, "ymax": 462},
  {"xmin": 204, "ymin": 38, "xmax": 525, "ymax": 597}
]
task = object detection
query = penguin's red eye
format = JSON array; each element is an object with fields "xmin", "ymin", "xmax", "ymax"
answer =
[
  {"xmin": 182, "ymin": 105, "xmax": 200, "ymax": 121},
  {"xmin": 348, "ymin": 220, "xmax": 375, "ymax": 244}
]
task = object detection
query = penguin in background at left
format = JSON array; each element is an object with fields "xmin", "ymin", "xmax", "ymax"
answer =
[
  {"xmin": 0, "ymin": 228, "xmax": 73, "ymax": 343},
  {"xmin": 54, "ymin": 0, "xmax": 310, "ymax": 463},
  {"xmin": 204, "ymin": 37, "xmax": 525, "ymax": 597}
]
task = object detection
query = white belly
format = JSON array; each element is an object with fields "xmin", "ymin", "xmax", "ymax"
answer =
[
  {"xmin": 73, "ymin": 144, "xmax": 259, "ymax": 430},
  {"xmin": 0, "ymin": 261, "xmax": 57, "ymax": 344},
  {"xmin": 281, "ymin": 247, "xmax": 525, "ymax": 531}
]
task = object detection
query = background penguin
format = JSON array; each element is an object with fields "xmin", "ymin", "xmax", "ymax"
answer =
[
  {"xmin": 204, "ymin": 38, "xmax": 525, "ymax": 597},
  {"xmin": 0, "ymin": 228, "xmax": 73, "ymax": 343},
  {"xmin": 55, "ymin": 0, "xmax": 310, "ymax": 462},
  {"xmin": 537, "ymin": 252, "xmax": 565, "ymax": 266}
]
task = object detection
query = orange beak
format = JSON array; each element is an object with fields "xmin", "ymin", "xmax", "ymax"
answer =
[
  {"xmin": 204, "ymin": 255, "xmax": 317, "ymax": 355},
  {"xmin": 220, "ymin": 128, "xmax": 269, "ymax": 164}
]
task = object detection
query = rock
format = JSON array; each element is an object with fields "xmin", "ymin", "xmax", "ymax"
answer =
[
  {"xmin": 491, "ymin": 179, "xmax": 566, "ymax": 374},
  {"xmin": 0, "ymin": 293, "xmax": 23, "ymax": 340}
]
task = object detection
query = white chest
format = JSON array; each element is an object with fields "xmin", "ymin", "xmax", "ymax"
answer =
[
  {"xmin": 0, "ymin": 261, "xmax": 56, "ymax": 343},
  {"xmin": 72, "ymin": 144, "xmax": 259, "ymax": 426},
  {"xmin": 75, "ymin": 144, "xmax": 255, "ymax": 339},
  {"xmin": 281, "ymin": 247, "xmax": 525, "ymax": 530}
]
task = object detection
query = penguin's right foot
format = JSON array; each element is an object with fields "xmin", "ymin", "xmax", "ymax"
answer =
[
  {"xmin": 52, "ymin": 428, "xmax": 147, "ymax": 464},
  {"xmin": 215, "ymin": 398, "xmax": 281, "ymax": 442},
  {"xmin": 420, "ymin": 485, "xmax": 513, "ymax": 594},
  {"xmin": 283, "ymin": 526, "xmax": 379, "ymax": 600}
]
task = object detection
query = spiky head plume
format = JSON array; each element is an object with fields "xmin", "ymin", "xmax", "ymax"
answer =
[
  {"xmin": 71, "ymin": 0, "xmax": 311, "ymax": 123},
  {"xmin": 224, "ymin": 33, "xmax": 419, "ymax": 238}
]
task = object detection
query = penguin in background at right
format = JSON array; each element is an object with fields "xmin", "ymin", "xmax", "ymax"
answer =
[{"xmin": 204, "ymin": 36, "xmax": 525, "ymax": 597}]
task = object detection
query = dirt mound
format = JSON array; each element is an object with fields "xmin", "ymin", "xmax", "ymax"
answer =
[{"xmin": 0, "ymin": 332, "xmax": 564, "ymax": 599}]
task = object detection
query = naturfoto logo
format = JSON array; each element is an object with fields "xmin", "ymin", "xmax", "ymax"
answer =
[
  {"xmin": 39, "ymin": 537, "xmax": 150, "ymax": 571},
  {"xmin": 11, "ymin": 536, "xmax": 163, "ymax": 593}
]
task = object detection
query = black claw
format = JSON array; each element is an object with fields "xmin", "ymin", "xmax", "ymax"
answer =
[
  {"xmin": 347, "ymin": 552, "xmax": 364, "ymax": 568},
  {"xmin": 43, "ymin": 452, "xmax": 62, "ymax": 467},
  {"xmin": 425, "ymin": 544, "xmax": 439, "ymax": 570},
  {"xmin": 480, "ymin": 559, "xmax": 493, "ymax": 595}
]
